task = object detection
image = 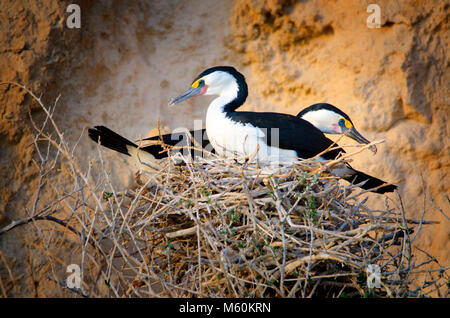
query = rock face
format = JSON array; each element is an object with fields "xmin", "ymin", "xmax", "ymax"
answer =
[
  {"xmin": 0, "ymin": 0, "xmax": 448, "ymax": 296},
  {"xmin": 0, "ymin": 1, "xmax": 75, "ymax": 212},
  {"xmin": 226, "ymin": 0, "xmax": 450, "ymax": 263}
]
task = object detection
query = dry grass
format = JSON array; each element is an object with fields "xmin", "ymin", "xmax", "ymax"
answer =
[{"xmin": 0, "ymin": 82, "xmax": 448, "ymax": 298}]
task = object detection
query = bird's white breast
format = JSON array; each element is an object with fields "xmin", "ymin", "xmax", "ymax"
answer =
[{"xmin": 206, "ymin": 97, "xmax": 298, "ymax": 163}]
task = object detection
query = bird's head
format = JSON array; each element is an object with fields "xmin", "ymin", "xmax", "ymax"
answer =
[
  {"xmin": 169, "ymin": 66, "xmax": 247, "ymax": 106},
  {"xmin": 298, "ymin": 103, "xmax": 376, "ymax": 152}
]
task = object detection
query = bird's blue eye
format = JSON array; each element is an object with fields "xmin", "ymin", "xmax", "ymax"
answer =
[{"xmin": 338, "ymin": 118, "xmax": 345, "ymax": 126}]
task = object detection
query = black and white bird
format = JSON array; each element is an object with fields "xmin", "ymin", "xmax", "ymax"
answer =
[
  {"xmin": 297, "ymin": 103, "xmax": 376, "ymax": 153},
  {"xmin": 88, "ymin": 103, "xmax": 373, "ymax": 171},
  {"xmin": 168, "ymin": 66, "xmax": 395, "ymax": 193}
]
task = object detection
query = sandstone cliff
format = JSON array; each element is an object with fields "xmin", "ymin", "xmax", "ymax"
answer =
[{"xmin": 0, "ymin": 0, "xmax": 448, "ymax": 296}]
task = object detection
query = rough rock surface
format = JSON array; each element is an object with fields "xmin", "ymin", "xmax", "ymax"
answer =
[
  {"xmin": 0, "ymin": 0, "xmax": 448, "ymax": 296},
  {"xmin": 0, "ymin": 0, "xmax": 84, "ymax": 297},
  {"xmin": 227, "ymin": 0, "xmax": 450, "ymax": 263},
  {"xmin": 0, "ymin": 1, "xmax": 75, "ymax": 217}
]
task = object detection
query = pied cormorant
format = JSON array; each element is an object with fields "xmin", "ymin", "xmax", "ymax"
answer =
[{"xmin": 167, "ymin": 66, "xmax": 395, "ymax": 193}]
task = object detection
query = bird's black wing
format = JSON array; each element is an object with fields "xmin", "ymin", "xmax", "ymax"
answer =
[{"xmin": 226, "ymin": 112, "xmax": 343, "ymax": 160}]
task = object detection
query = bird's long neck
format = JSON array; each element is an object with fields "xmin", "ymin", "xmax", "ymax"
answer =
[
  {"xmin": 208, "ymin": 93, "xmax": 239, "ymax": 115},
  {"xmin": 206, "ymin": 94, "xmax": 236, "ymax": 128},
  {"xmin": 209, "ymin": 79, "xmax": 248, "ymax": 114}
]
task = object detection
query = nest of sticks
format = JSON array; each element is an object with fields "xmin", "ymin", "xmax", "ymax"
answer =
[{"xmin": 97, "ymin": 143, "xmax": 441, "ymax": 298}]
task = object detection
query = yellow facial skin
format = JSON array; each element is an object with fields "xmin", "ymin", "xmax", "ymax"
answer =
[
  {"xmin": 191, "ymin": 79, "xmax": 203, "ymax": 88},
  {"xmin": 344, "ymin": 119, "xmax": 353, "ymax": 129}
]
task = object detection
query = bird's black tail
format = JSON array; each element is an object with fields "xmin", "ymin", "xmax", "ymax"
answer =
[
  {"xmin": 344, "ymin": 169, "xmax": 397, "ymax": 194},
  {"xmin": 88, "ymin": 126, "xmax": 213, "ymax": 161},
  {"xmin": 88, "ymin": 126, "xmax": 137, "ymax": 156},
  {"xmin": 89, "ymin": 126, "xmax": 168, "ymax": 170},
  {"xmin": 88, "ymin": 125, "xmax": 183, "ymax": 161}
]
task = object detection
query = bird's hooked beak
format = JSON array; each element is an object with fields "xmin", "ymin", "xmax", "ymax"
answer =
[
  {"xmin": 169, "ymin": 80, "xmax": 207, "ymax": 106},
  {"xmin": 344, "ymin": 127, "xmax": 377, "ymax": 153}
]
